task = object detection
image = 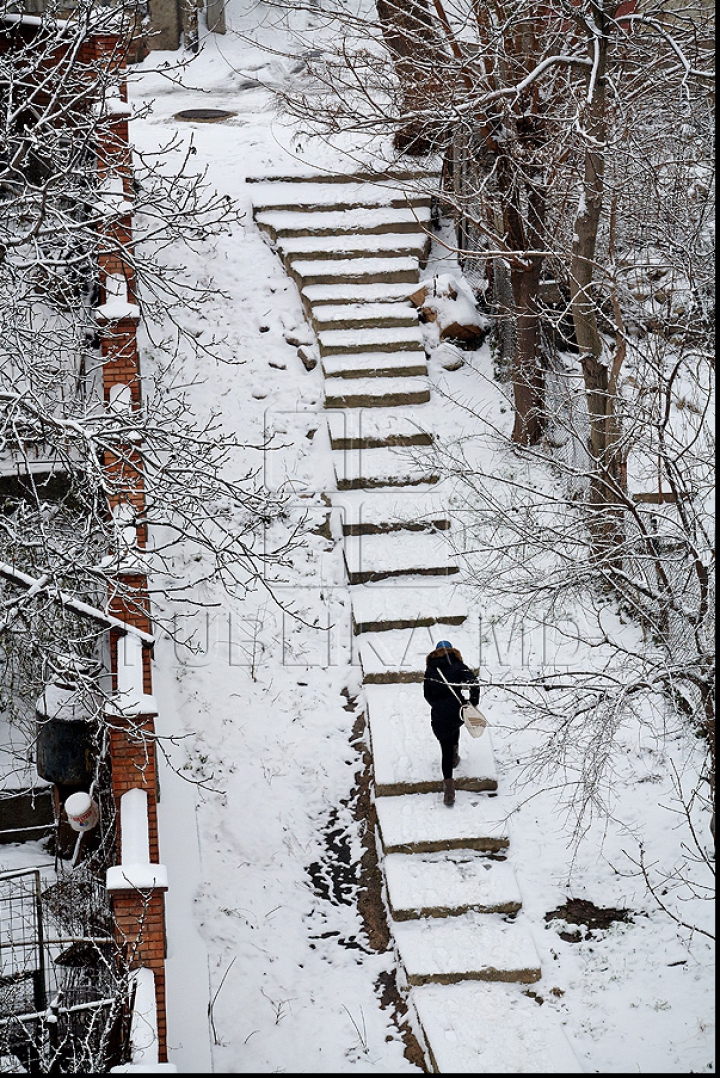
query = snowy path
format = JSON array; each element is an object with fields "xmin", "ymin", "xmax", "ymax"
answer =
[{"xmin": 251, "ymin": 172, "xmax": 583, "ymax": 1072}]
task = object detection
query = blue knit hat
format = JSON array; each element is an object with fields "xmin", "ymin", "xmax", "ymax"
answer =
[{"xmin": 435, "ymin": 640, "xmax": 453, "ymax": 650}]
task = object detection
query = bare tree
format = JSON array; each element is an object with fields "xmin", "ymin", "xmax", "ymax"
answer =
[
  {"xmin": 0, "ymin": 0, "xmax": 301, "ymax": 712},
  {"xmin": 426, "ymin": 297, "xmax": 714, "ymax": 844},
  {"xmin": 247, "ymin": 0, "xmax": 712, "ymax": 474}
]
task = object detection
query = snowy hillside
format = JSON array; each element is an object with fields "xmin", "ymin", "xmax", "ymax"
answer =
[
  {"xmin": 124, "ymin": 5, "xmax": 714, "ymax": 1073},
  {"xmin": 2, "ymin": 2, "xmax": 712, "ymax": 1073}
]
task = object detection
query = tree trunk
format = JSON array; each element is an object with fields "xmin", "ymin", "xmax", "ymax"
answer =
[
  {"xmin": 510, "ymin": 260, "xmax": 544, "ymax": 445},
  {"xmin": 503, "ymin": 162, "xmax": 545, "ymax": 446},
  {"xmin": 375, "ymin": 0, "xmax": 445, "ymax": 154},
  {"xmin": 703, "ymin": 684, "xmax": 716, "ymax": 845},
  {"xmin": 571, "ymin": 30, "xmax": 607, "ymax": 434},
  {"xmin": 570, "ymin": 20, "xmax": 625, "ymax": 549}
]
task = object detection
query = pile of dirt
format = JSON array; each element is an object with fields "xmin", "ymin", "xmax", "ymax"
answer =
[{"xmin": 545, "ymin": 898, "xmax": 633, "ymax": 943}]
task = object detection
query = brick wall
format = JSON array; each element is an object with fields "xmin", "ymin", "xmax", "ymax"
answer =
[
  {"xmin": 112, "ymin": 890, "xmax": 168, "ymax": 1058},
  {"xmin": 93, "ymin": 31, "xmax": 170, "ymax": 1065},
  {"xmin": 108, "ymin": 717, "xmax": 161, "ymax": 864}
]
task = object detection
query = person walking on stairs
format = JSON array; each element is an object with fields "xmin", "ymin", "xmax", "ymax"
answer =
[{"xmin": 423, "ymin": 640, "xmax": 480, "ymax": 807}]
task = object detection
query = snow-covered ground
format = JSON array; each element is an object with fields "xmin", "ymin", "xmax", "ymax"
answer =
[{"xmin": 2, "ymin": 2, "xmax": 714, "ymax": 1072}]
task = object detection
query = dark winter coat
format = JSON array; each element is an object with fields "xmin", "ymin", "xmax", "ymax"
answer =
[{"xmin": 423, "ymin": 647, "xmax": 480, "ymax": 739}]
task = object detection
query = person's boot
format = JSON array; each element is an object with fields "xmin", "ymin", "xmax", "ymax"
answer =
[{"xmin": 443, "ymin": 778, "xmax": 455, "ymax": 807}]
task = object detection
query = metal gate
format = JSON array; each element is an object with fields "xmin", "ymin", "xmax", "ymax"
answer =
[{"xmin": 0, "ymin": 865, "xmax": 130, "ymax": 1073}]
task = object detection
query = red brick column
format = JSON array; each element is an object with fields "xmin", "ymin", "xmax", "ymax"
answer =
[
  {"xmin": 111, "ymin": 890, "xmax": 168, "ymax": 1062},
  {"xmin": 108, "ymin": 715, "xmax": 161, "ymax": 865},
  {"xmin": 91, "ymin": 30, "xmax": 170, "ymax": 1063}
]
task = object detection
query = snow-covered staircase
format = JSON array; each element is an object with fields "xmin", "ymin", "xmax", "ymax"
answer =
[{"xmin": 250, "ymin": 171, "xmax": 582, "ymax": 1073}]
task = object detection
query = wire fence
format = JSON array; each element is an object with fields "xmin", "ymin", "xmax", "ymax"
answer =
[{"xmin": 0, "ymin": 761, "xmax": 130, "ymax": 1073}]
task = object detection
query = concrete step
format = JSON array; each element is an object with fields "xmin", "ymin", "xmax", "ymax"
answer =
[
  {"xmin": 384, "ymin": 852, "xmax": 522, "ymax": 920},
  {"xmin": 327, "ymin": 410, "xmax": 434, "ymax": 452},
  {"xmin": 392, "ymin": 912, "xmax": 542, "ymax": 986},
  {"xmin": 322, "ymin": 351, "xmax": 427, "ymax": 380},
  {"xmin": 412, "ymin": 983, "xmax": 583, "ymax": 1073},
  {"xmin": 290, "ymin": 256, "xmax": 420, "ymax": 288},
  {"xmin": 331, "ymin": 487, "xmax": 450, "ymax": 540},
  {"xmin": 254, "ymin": 205, "xmax": 432, "ymax": 242},
  {"xmin": 318, "ymin": 325, "xmax": 425, "ymax": 357},
  {"xmin": 302, "ymin": 282, "xmax": 416, "ymax": 307},
  {"xmin": 345, "ymin": 530, "xmax": 456, "ymax": 585},
  {"xmin": 375, "ymin": 791, "xmax": 509, "ymax": 855},
  {"xmin": 356, "ymin": 623, "xmax": 479, "ymax": 682},
  {"xmin": 333, "ymin": 445, "xmax": 439, "ymax": 491},
  {"xmin": 277, "ymin": 232, "xmax": 430, "ymax": 262},
  {"xmin": 350, "ymin": 575, "xmax": 466, "ymax": 633},
  {"xmin": 324, "ymin": 377, "xmax": 430, "ymax": 409},
  {"xmin": 311, "ymin": 302, "xmax": 418, "ymax": 333},
  {"xmin": 364, "ymin": 683, "xmax": 496, "ymax": 796},
  {"xmin": 247, "ymin": 169, "xmax": 439, "ymax": 185},
  {"xmin": 249, "ymin": 179, "xmax": 433, "ymax": 214}
]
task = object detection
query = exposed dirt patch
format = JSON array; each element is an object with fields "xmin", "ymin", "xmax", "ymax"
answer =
[
  {"xmin": 545, "ymin": 898, "xmax": 633, "ymax": 942},
  {"xmin": 307, "ymin": 805, "xmax": 357, "ymax": 907},
  {"xmin": 523, "ymin": 988, "xmax": 544, "ymax": 1005}
]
